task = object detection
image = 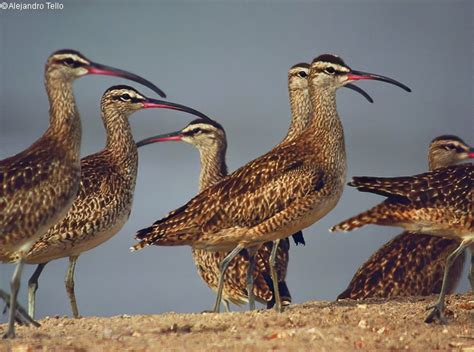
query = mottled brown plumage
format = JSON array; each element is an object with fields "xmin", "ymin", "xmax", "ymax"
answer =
[
  {"xmin": 138, "ymin": 117, "xmax": 306, "ymax": 309},
  {"xmin": 135, "ymin": 64, "xmax": 311, "ymax": 309},
  {"xmin": 332, "ymin": 164, "xmax": 472, "ymax": 240},
  {"xmin": 3, "ymin": 86, "xmax": 213, "ymax": 320},
  {"xmin": 331, "ymin": 155, "xmax": 472, "ymax": 322},
  {"xmin": 132, "ymin": 54, "xmax": 410, "ymax": 313},
  {"xmin": 337, "ymin": 135, "xmax": 473, "ymax": 300},
  {"xmin": 0, "ymin": 50, "xmax": 166, "ymax": 338}
]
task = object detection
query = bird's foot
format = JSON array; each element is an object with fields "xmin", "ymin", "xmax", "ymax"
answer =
[
  {"xmin": 0, "ymin": 291, "xmax": 40, "ymax": 328},
  {"xmin": 425, "ymin": 301, "xmax": 448, "ymax": 324},
  {"xmin": 2, "ymin": 329, "xmax": 15, "ymax": 339}
]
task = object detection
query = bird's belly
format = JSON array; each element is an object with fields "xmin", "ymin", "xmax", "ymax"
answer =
[
  {"xmin": 68, "ymin": 213, "xmax": 130, "ymax": 257},
  {"xmin": 26, "ymin": 211, "xmax": 130, "ymax": 263}
]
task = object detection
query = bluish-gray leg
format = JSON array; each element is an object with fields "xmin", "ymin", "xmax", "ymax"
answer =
[
  {"xmin": 246, "ymin": 247, "xmax": 258, "ymax": 311},
  {"xmin": 3, "ymin": 259, "xmax": 25, "ymax": 339},
  {"xmin": 269, "ymin": 240, "xmax": 282, "ymax": 313},
  {"xmin": 213, "ymin": 245, "xmax": 244, "ymax": 313},
  {"xmin": 425, "ymin": 240, "xmax": 470, "ymax": 324},
  {"xmin": 28, "ymin": 263, "xmax": 47, "ymax": 319}
]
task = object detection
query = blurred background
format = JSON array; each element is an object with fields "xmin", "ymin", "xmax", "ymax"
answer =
[{"xmin": 0, "ymin": 0, "xmax": 472, "ymax": 319}]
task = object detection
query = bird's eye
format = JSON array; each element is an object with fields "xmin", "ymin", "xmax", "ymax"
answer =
[
  {"xmin": 297, "ymin": 71, "xmax": 308, "ymax": 78},
  {"xmin": 324, "ymin": 67, "xmax": 336, "ymax": 75},
  {"xmin": 443, "ymin": 144, "xmax": 456, "ymax": 151},
  {"xmin": 324, "ymin": 67, "xmax": 336, "ymax": 74},
  {"xmin": 120, "ymin": 93, "xmax": 132, "ymax": 102},
  {"xmin": 62, "ymin": 58, "xmax": 80, "ymax": 68},
  {"xmin": 193, "ymin": 128, "xmax": 203, "ymax": 135}
]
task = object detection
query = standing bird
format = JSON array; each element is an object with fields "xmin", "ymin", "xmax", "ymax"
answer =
[
  {"xmin": 132, "ymin": 54, "xmax": 410, "ymax": 313},
  {"xmin": 135, "ymin": 63, "xmax": 319, "ymax": 310},
  {"xmin": 336, "ymin": 135, "xmax": 473, "ymax": 300},
  {"xmin": 0, "ymin": 49, "xmax": 165, "ymax": 338},
  {"xmin": 15, "ymin": 86, "xmax": 211, "ymax": 319},
  {"xmin": 331, "ymin": 162, "xmax": 473, "ymax": 323},
  {"xmin": 137, "ymin": 119, "xmax": 305, "ymax": 310}
]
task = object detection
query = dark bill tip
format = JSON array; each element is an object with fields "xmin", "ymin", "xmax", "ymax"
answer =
[
  {"xmin": 344, "ymin": 83, "xmax": 374, "ymax": 103},
  {"xmin": 88, "ymin": 62, "xmax": 167, "ymax": 98},
  {"xmin": 348, "ymin": 69, "xmax": 412, "ymax": 93},
  {"xmin": 142, "ymin": 98, "xmax": 213, "ymax": 122}
]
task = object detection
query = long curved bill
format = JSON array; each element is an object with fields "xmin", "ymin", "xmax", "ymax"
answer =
[
  {"xmin": 87, "ymin": 62, "xmax": 167, "ymax": 98},
  {"xmin": 136, "ymin": 131, "xmax": 183, "ymax": 148},
  {"xmin": 344, "ymin": 83, "xmax": 373, "ymax": 103},
  {"xmin": 141, "ymin": 98, "xmax": 213, "ymax": 122},
  {"xmin": 348, "ymin": 70, "xmax": 412, "ymax": 92}
]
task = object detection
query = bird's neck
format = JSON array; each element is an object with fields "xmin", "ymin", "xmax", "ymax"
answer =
[
  {"xmin": 428, "ymin": 157, "xmax": 437, "ymax": 171},
  {"xmin": 101, "ymin": 107, "xmax": 138, "ymax": 174},
  {"xmin": 306, "ymin": 86, "xmax": 345, "ymax": 147},
  {"xmin": 428, "ymin": 153, "xmax": 444, "ymax": 171},
  {"xmin": 284, "ymin": 89, "xmax": 311, "ymax": 142},
  {"xmin": 45, "ymin": 73, "xmax": 82, "ymax": 160},
  {"xmin": 299, "ymin": 85, "xmax": 346, "ymax": 174},
  {"xmin": 197, "ymin": 142, "xmax": 228, "ymax": 192}
]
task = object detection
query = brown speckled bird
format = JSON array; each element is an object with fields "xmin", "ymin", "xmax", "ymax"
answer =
[
  {"xmin": 0, "ymin": 49, "xmax": 165, "ymax": 338},
  {"xmin": 137, "ymin": 119, "xmax": 306, "ymax": 310},
  {"xmin": 331, "ymin": 161, "xmax": 473, "ymax": 323},
  {"xmin": 135, "ymin": 63, "xmax": 316, "ymax": 310},
  {"xmin": 132, "ymin": 54, "xmax": 410, "ymax": 313},
  {"xmin": 336, "ymin": 135, "xmax": 473, "ymax": 300},
  {"xmin": 5, "ymin": 86, "xmax": 212, "ymax": 320}
]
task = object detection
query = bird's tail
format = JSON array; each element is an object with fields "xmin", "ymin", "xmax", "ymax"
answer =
[{"xmin": 330, "ymin": 204, "xmax": 386, "ymax": 233}]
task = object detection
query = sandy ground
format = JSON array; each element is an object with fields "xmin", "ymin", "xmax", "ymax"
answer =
[{"xmin": 0, "ymin": 293, "xmax": 472, "ymax": 351}]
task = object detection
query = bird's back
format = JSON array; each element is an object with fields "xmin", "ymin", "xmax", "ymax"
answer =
[
  {"xmin": 134, "ymin": 141, "xmax": 329, "ymax": 250},
  {"xmin": 338, "ymin": 232, "xmax": 465, "ymax": 299}
]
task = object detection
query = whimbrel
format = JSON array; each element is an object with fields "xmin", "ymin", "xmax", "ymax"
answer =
[
  {"xmin": 0, "ymin": 49, "xmax": 164, "ymax": 338},
  {"xmin": 137, "ymin": 119, "xmax": 306, "ymax": 310},
  {"xmin": 331, "ymin": 162, "xmax": 473, "ymax": 323},
  {"xmin": 132, "ymin": 54, "xmax": 410, "ymax": 313},
  {"xmin": 4, "ymin": 86, "xmax": 212, "ymax": 320},
  {"xmin": 337, "ymin": 135, "xmax": 473, "ymax": 300},
  {"xmin": 135, "ymin": 63, "xmax": 317, "ymax": 310}
]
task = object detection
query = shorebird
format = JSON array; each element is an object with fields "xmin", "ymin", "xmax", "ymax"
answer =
[
  {"xmin": 337, "ymin": 135, "xmax": 473, "ymax": 300},
  {"xmin": 20, "ymin": 86, "xmax": 211, "ymax": 319},
  {"xmin": 331, "ymin": 162, "xmax": 473, "ymax": 323},
  {"xmin": 135, "ymin": 63, "xmax": 319, "ymax": 310},
  {"xmin": 0, "ymin": 49, "xmax": 164, "ymax": 338},
  {"xmin": 132, "ymin": 54, "xmax": 410, "ymax": 313},
  {"xmin": 137, "ymin": 119, "xmax": 306, "ymax": 310}
]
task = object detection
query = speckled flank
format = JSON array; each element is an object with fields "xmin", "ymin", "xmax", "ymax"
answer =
[{"xmin": 336, "ymin": 136, "xmax": 473, "ymax": 299}]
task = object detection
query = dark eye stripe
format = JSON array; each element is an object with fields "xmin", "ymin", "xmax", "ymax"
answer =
[
  {"xmin": 111, "ymin": 95, "xmax": 143, "ymax": 103},
  {"xmin": 184, "ymin": 127, "xmax": 212, "ymax": 136}
]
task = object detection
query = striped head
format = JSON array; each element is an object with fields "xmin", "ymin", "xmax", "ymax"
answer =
[
  {"xmin": 288, "ymin": 63, "xmax": 310, "ymax": 91},
  {"xmin": 308, "ymin": 54, "xmax": 411, "ymax": 102},
  {"xmin": 428, "ymin": 135, "xmax": 474, "ymax": 170},
  {"xmin": 101, "ymin": 85, "xmax": 213, "ymax": 119},
  {"xmin": 46, "ymin": 49, "xmax": 166, "ymax": 97},
  {"xmin": 136, "ymin": 119, "xmax": 226, "ymax": 153}
]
